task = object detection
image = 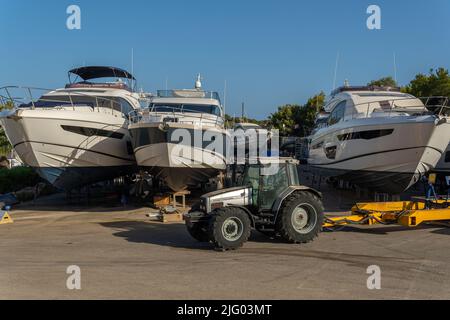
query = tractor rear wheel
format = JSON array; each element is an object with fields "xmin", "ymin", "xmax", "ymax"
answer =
[
  {"xmin": 208, "ymin": 207, "xmax": 252, "ymax": 251},
  {"xmin": 276, "ymin": 191, "xmax": 324, "ymax": 243}
]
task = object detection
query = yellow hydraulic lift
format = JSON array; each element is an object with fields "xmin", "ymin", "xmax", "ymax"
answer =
[
  {"xmin": 324, "ymin": 174, "xmax": 450, "ymax": 229},
  {"xmin": 324, "ymin": 199, "xmax": 450, "ymax": 228}
]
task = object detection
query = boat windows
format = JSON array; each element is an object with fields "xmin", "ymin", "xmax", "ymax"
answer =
[
  {"xmin": 34, "ymin": 95, "xmax": 133, "ymax": 115},
  {"xmin": 337, "ymin": 129, "xmax": 394, "ymax": 141},
  {"xmin": 34, "ymin": 95, "xmax": 94, "ymax": 108},
  {"xmin": 61, "ymin": 125, "xmax": 124, "ymax": 139},
  {"xmin": 150, "ymin": 103, "xmax": 221, "ymax": 116},
  {"xmin": 445, "ymin": 151, "xmax": 450, "ymax": 163},
  {"xmin": 118, "ymin": 98, "xmax": 134, "ymax": 115},
  {"xmin": 328, "ymin": 101, "xmax": 346, "ymax": 125}
]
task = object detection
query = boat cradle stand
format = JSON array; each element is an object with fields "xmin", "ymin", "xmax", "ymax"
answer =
[{"xmin": 324, "ymin": 197, "xmax": 450, "ymax": 229}]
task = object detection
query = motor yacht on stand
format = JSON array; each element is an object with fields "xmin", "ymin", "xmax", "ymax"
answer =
[
  {"xmin": 426, "ymin": 97, "xmax": 450, "ymax": 175},
  {"xmin": 128, "ymin": 75, "xmax": 229, "ymax": 192},
  {"xmin": 0, "ymin": 66, "xmax": 146, "ymax": 190},
  {"xmin": 307, "ymin": 85, "xmax": 450, "ymax": 194}
]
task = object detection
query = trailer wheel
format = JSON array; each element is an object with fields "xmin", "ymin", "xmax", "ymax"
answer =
[
  {"xmin": 276, "ymin": 191, "xmax": 324, "ymax": 243},
  {"xmin": 208, "ymin": 207, "xmax": 251, "ymax": 251}
]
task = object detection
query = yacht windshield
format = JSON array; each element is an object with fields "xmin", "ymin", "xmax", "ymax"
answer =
[
  {"xmin": 31, "ymin": 95, "xmax": 134, "ymax": 114},
  {"xmin": 150, "ymin": 103, "xmax": 221, "ymax": 116}
]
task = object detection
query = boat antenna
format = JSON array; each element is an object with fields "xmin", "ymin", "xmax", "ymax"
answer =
[
  {"xmin": 131, "ymin": 48, "xmax": 135, "ymax": 91},
  {"xmin": 223, "ymin": 80, "xmax": 227, "ymax": 117},
  {"xmin": 332, "ymin": 51, "xmax": 340, "ymax": 90},
  {"xmin": 393, "ymin": 52, "xmax": 397, "ymax": 84},
  {"xmin": 195, "ymin": 73, "xmax": 202, "ymax": 89},
  {"xmin": 241, "ymin": 102, "xmax": 245, "ymax": 121}
]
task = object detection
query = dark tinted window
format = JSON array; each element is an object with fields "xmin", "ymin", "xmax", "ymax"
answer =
[
  {"xmin": 338, "ymin": 129, "xmax": 394, "ymax": 141},
  {"xmin": 35, "ymin": 95, "xmax": 133, "ymax": 115},
  {"xmin": 183, "ymin": 104, "xmax": 221, "ymax": 116},
  {"xmin": 328, "ymin": 101, "xmax": 346, "ymax": 125},
  {"xmin": 151, "ymin": 104, "xmax": 183, "ymax": 113},
  {"xmin": 445, "ymin": 151, "xmax": 450, "ymax": 163},
  {"xmin": 61, "ymin": 125, "xmax": 124, "ymax": 139},
  {"xmin": 151, "ymin": 103, "xmax": 221, "ymax": 116}
]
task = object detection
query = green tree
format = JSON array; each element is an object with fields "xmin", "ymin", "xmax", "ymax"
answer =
[
  {"xmin": 403, "ymin": 68, "xmax": 450, "ymax": 98},
  {"xmin": 294, "ymin": 92, "xmax": 325, "ymax": 136},
  {"xmin": 268, "ymin": 92, "xmax": 325, "ymax": 137},
  {"xmin": 0, "ymin": 102, "xmax": 13, "ymax": 156},
  {"xmin": 224, "ymin": 114, "xmax": 263, "ymax": 128},
  {"xmin": 268, "ymin": 104, "xmax": 299, "ymax": 136},
  {"xmin": 367, "ymin": 76, "xmax": 398, "ymax": 87}
]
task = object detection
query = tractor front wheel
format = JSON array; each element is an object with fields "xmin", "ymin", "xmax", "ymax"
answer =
[
  {"xmin": 208, "ymin": 207, "xmax": 252, "ymax": 251},
  {"xmin": 276, "ymin": 191, "xmax": 324, "ymax": 243},
  {"xmin": 186, "ymin": 221, "xmax": 210, "ymax": 242}
]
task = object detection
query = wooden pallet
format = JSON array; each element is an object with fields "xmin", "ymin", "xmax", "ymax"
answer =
[{"xmin": 159, "ymin": 211, "xmax": 184, "ymax": 223}]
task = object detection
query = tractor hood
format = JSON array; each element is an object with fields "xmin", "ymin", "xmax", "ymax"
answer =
[{"xmin": 201, "ymin": 186, "xmax": 252, "ymax": 212}]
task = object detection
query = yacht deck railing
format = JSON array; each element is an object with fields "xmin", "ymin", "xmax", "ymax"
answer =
[
  {"xmin": 325, "ymin": 96, "xmax": 450, "ymax": 125},
  {"xmin": 0, "ymin": 85, "xmax": 141, "ymax": 116},
  {"xmin": 156, "ymin": 90, "xmax": 220, "ymax": 102},
  {"xmin": 128, "ymin": 107, "xmax": 224, "ymax": 128}
]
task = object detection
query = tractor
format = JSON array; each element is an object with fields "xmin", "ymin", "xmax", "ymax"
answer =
[{"xmin": 184, "ymin": 157, "xmax": 324, "ymax": 250}]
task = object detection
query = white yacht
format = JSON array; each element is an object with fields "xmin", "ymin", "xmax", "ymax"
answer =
[
  {"xmin": 0, "ymin": 66, "xmax": 144, "ymax": 190},
  {"xmin": 307, "ymin": 85, "xmax": 450, "ymax": 193},
  {"xmin": 128, "ymin": 75, "xmax": 229, "ymax": 191},
  {"xmin": 434, "ymin": 143, "xmax": 450, "ymax": 174},
  {"xmin": 427, "ymin": 97, "xmax": 450, "ymax": 174}
]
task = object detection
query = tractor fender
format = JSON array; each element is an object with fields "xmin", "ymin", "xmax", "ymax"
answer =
[
  {"xmin": 272, "ymin": 186, "xmax": 322, "ymax": 221},
  {"xmin": 227, "ymin": 205, "xmax": 256, "ymax": 228}
]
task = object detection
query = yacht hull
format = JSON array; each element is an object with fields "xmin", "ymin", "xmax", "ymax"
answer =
[
  {"xmin": 433, "ymin": 143, "xmax": 450, "ymax": 173},
  {"xmin": 130, "ymin": 124, "xmax": 228, "ymax": 191},
  {"xmin": 0, "ymin": 108, "xmax": 136, "ymax": 190},
  {"xmin": 308, "ymin": 116, "xmax": 450, "ymax": 193}
]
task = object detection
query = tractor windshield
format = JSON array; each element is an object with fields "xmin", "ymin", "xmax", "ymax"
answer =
[
  {"xmin": 241, "ymin": 162, "xmax": 299, "ymax": 210},
  {"xmin": 259, "ymin": 165, "xmax": 290, "ymax": 209}
]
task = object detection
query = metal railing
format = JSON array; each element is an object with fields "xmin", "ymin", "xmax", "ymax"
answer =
[
  {"xmin": 0, "ymin": 85, "xmax": 142, "ymax": 116},
  {"xmin": 156, "ymin": 89, "xmax": 220, "ymax": 101},
  {"xmin": 324, "ymin": 96, "xmax": 450, "ymax": 126},
  {"xmin": 128, "ymin": 107, "xmax": 224, "ymax": 128}
]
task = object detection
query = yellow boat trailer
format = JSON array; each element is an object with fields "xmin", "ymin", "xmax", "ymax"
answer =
[{"xmin": 324, "ymin": 198, "xmax": 450, "ymax": 228}]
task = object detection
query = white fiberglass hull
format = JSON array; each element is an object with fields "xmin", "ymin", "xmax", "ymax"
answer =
[
  {"xmin": 434, "ymin": 143, "xmax": 450, "ymax": 173},
  {"xmin": 0, "ymin": 108, "xmax": 136, "ymax": 189},
  {"xmin": 307, "ymin": 116, "xmax": 450, "ymax": 193},
  {"xmin": 129, "ymin": 123, "xmax": 228, "ymax": 191}
]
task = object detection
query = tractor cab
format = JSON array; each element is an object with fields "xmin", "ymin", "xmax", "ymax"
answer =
[{"xmin": 239, "ymin": 157, "xmax": 301, "ymax": 211}]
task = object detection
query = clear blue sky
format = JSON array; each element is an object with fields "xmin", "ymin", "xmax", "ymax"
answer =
[{"xmin": 1, "ymin": 0, "xmax": 450, "ymax": 119}]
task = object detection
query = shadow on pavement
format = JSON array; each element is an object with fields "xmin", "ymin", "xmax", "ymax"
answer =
[
  {"xmin": 12, "ymin": 192, "xmax": 141, "ymax": 212},
  {"xmin": 324, "ymin": 224, "xmax": 450, "ymax": 235},
  {"xmin": 100, "ymin": 220, "xmax": 283, "ymax": 250}
]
